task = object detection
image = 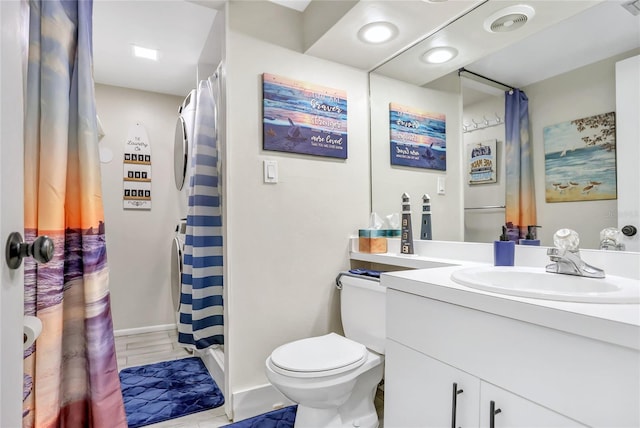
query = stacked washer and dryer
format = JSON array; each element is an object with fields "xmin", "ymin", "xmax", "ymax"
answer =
[{"xmin": 171, "ymin": 90, "xmax": 196, "ymax": 324}]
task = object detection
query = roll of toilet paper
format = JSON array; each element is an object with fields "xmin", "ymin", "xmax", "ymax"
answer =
[{"xmin": 23, "ymin": 316, "xmax": 42, "ymax": 350}]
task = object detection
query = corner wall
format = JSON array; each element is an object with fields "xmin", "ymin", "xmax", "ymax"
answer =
[
  {"xmin": 370, "ymin": 73, "xmax": 464, "ymax": 241},
  {"xmin": 95, "ymin": 84, "xmax": 183, "ymax": 330},
  {"xmin": 525, "ymin": 53, "xmax": 630, "ymax": 249},
  {"xmin": 225, "ymin": 28, "xmax": 370, "ymax": 411},
  {"xmin": 462, "ymin": 94, "xmax": 506, "ymax": 243}
]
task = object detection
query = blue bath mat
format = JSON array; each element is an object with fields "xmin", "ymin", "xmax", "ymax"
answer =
[
  {"xmin": 222, "ymin": 406, "xmax": 297, "ymax": 428},
  {"xmin": 119, "ymin": 357, "xmax": 224, "ymax": 428}
]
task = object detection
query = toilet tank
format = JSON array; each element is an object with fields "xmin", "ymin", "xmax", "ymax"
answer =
[{"xmin": 338, "ymin": 273, "xmax": 386, "ymax": 354}]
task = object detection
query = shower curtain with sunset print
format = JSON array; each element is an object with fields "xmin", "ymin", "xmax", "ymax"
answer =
[
  {"xmin": 23, "ymin": 1, "xmax": 126, "ymax": 427},
  {"xmin": 505, "ymin": 89, "xmax": 537, "ymax": 238}
]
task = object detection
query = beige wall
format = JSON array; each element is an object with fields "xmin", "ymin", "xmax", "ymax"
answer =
[
  {"xmin": 225, "ymin": 30, "xmax": 370, "ymax": 394},
  {"xmin": 462, "ymin": 94, "xmax": 505, "ymax": 243},
  {"xmin": 370, "ymin": 73, "xmax": 464, "ymax": 241},
  {"xmin": 95, "ymin": 84, "xmax": 184, "ymax": 330},
  {"xmin": 526, "ymin": 53, "xmax": 628, "ymax": 249}
]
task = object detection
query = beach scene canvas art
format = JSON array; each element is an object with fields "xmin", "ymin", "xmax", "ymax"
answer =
[
  {"xmin": 263, "ymin": 73, "xmax": 347, "ymax": 159},
  {"xmin": 544, "ymin": 112, "xmax": 617, "ymax": 203},
  {"xmin": 389, "ymin": 103, "xmax": 446, "ymax": 170}
]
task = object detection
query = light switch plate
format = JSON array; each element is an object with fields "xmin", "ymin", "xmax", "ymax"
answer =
[
  {"xmin": 263, "ymin": 160, "xmax": 278, "ymax": 184},
  {"xmin": 437, "ymin": 176, "xmax": 446, "ymax": 195}
]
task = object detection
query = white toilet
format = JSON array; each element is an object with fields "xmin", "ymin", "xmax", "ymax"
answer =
[{"xmin": 265, "ymin": 272, "xmax": 386, "ymax": 428}]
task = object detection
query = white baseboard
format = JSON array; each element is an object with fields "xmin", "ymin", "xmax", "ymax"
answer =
[
  {"xmin": 232, "ymin": 383, "xmax": 294, "ymax": 422},
  {"xmin": 113, "ymin": 323, "xmax": 176, "ymax": 337}
]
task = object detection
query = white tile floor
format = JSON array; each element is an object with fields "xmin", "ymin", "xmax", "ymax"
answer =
[
  {"xmin": 116, "ymin": 330, "xmax": 231, "ymax": 427},
  {"xmin": 115, "ymin": 330, "xmax": 384, "ymax": 428}
]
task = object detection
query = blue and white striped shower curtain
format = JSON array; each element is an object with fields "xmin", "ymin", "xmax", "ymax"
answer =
[{"xmin": 178, "ymin": 75, "xmax": 224, "ymax": 349}]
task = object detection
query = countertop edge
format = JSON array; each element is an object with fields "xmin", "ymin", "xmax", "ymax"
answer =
[{"xmin": 382, "ymin": 266, "xmax": 640, "ymax": 351}]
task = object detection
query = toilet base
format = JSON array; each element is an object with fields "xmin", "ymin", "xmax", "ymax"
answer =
[
  {"xmin": 294, "ymin": 407, "xmax": 378, "ymax": 428},
  {"xmin": 293, "ymin": 362, "xmax": 382, "ymax": 428}
]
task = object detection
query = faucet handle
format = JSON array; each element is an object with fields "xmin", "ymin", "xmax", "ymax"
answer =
[
  {"xmin": 600, "ymin": 227, "xmax": 625, "ymax": 251},
  {"xmin": 553, "ymin": 228, "xmax": 579, "ymax": 252}
]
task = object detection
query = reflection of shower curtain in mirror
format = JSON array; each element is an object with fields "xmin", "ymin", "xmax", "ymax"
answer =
[
  {"xmin": 23, "ymin": 1, "xmax": 126, "ymax": 426},
  {"xmin": 505, "ymin": 89, "xmax": 537, "ymax": 238},
  {"xmin": 179, "ymin": 74, "xmax": 224, "ymax": 350}
]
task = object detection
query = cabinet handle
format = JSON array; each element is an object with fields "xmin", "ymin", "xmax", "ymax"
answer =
[
  {"xmin": 489, "ymin": 400, "xmax": 502, "ymax": 428},
  {"xmin": 451, "ymin": 382, "xmax": 464, "ymax": 428}
]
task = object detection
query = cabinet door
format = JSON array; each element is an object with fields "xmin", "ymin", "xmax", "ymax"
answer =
[
  {"xmin": 385, "ymin": 339, "xmax": 480, "ymax": 428},
  {"xmin": 480, "ymin": 382, "xmax": 586, "ymax": 428}
]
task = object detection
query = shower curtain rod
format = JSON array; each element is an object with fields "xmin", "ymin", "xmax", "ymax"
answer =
[{"xmin": 458, "ymin": 68, "xmax": 515, "ymax": 92}]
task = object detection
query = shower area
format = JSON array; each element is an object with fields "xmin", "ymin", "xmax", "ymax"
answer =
[
  {"xmin": 172, "ymin": 65, "xmax": 227, "ymax": 397},
  {"xmin": 91, "ymin": 0, "xmax": 229, "ymax": 411}
]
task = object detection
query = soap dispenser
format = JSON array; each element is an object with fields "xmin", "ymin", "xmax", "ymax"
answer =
[
  {"xmin": 494, "ymin": 226, "xmax": 515, "ymax": 266},
  {"xmin": 519, "ymin": 225, "xmax": 541, "ymax": 246}
]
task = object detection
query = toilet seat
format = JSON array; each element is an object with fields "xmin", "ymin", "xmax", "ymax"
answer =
[{"xmin": 270, "ymin": 333, "xmax": 367, "ymax": 378}]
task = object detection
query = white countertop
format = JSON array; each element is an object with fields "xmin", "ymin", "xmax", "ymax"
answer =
[{"xmin": 383, "ymin": 265, "xmax": 640, "ymax": 351}]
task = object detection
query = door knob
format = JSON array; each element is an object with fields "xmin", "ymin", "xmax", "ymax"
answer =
[{"xmin": 5, "ymin": 232, "xmax": 54, "ymax": 269}]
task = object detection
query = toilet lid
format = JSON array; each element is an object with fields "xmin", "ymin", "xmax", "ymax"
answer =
[{"xmin": 270, "ymin": 333, "xmax": 367, "ymax": 374}]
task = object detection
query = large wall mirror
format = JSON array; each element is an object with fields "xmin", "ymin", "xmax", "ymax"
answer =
[{"xmin": 369, "ymin": 0, "xmax": 639, "ymax": 250}]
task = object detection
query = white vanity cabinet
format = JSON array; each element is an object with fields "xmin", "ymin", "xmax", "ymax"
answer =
[
  {"xmin": 478, "ymin": 382, "xmax": 584, "ymax": 428},
  {"xmin": 385, "ymin": 340, "xmax": 584, "ymax": 428},
  {"xmin": 384, "ymin": 283, "xmax": 640, "ymax": 428},
  {"xmin": 385, "ymin": 339, "xmax": 480, "ymax": 427}
]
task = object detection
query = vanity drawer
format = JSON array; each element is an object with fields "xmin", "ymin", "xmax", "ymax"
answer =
[{"xmin": 387, "ymin": 289, "xmax": 640, "ymax": 427}]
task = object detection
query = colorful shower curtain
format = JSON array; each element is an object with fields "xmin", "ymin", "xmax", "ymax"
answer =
[
  {"xmin": 505, "ymin": 89, "xmax": 537, "ymax": 238},
  {"xmin": 23, "ymin": 1, "xmax": 126, "ymax": 426},
  {"xmin": 178, "ymin": 75, "xmax": 224, "ymax": 350}
]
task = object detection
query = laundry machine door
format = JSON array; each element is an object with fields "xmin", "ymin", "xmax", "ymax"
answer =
[
  {"xmin": 174, "ymin": 115, "xmax": 188, "ymax": 190},
  {"xmin": 170, "ymin": 236, "xmax": 183, "ymax": 313}
]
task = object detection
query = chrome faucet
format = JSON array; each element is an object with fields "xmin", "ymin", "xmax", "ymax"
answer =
[
  {"xmin": 546, "ymin": 228, "xmax": 605, "ymax": 278},
  {"xmin": 546, "ymin": 247, "xmax": 605, "ymax": 278}
]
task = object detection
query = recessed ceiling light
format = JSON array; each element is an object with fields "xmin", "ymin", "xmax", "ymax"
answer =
[
  {"xmin": 132, "ymin": 45, "xmax": 159, "ymax": 61},
  {"xmin": 358, "ymin": 22, "xmax": 398, "ymax": 44},
  {"xmin": 421, "ymin": 46, "xmax": 458, "ymax": 64}
]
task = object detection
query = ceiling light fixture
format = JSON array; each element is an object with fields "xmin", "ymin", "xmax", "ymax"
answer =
[
  {"xmin": 421, "ymin": 46, "xmax": 458, "ymax": 64},
  {"xmin": 358, "ymin": 22, "xmax": 398, "ymax": 44},
  {"xmin": 132, "ymin": 45, "xmax": 159, "ymax": 61}
]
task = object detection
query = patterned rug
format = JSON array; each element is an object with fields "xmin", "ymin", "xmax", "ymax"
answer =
[
  {"xmin": 119, "ymin": 357, "xmax": 224, "ymax": 428},
  {"xmin": 222, "ymin": 406, "xmax": 297, "ymax": 428}
]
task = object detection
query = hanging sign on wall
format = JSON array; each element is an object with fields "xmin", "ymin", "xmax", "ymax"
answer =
[
  {"xmin": 123, "ymin": 123, "xmax": 152, "ymax": 210},
  {"xmin": 262, "ymin": 73, "xmax": 348, "ymax": 159},
  {"xmin": 389, "ymin": 103, "xmax": 447, "ymax": 171},
  {"xmin": 467, "ymin": 139, "xmax": 497, "ymax": 184}
]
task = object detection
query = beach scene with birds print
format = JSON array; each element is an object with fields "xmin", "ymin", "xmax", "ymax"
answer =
[{"xmin": 544, "ymin": 112, "xmax": 616, "ymax": 202}]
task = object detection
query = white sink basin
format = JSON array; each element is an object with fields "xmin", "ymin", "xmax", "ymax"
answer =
[{"xmin": 450, "ymin": 266, "xmax": 640, "ymax": 303}]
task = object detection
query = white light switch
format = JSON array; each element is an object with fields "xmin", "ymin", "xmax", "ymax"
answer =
[
  {"xmin": 437, "ymin": 176, "xmax": 446, "ymax": 195},
  {"xmin": 263, "ymin": 160, "xmax": 278, "ymax": 183}
]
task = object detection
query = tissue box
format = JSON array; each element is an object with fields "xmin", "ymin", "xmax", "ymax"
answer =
[
  {"xmin": 358, "ymin": 229, "xmax": 387, "ymax": 253},
  {"xmin": 384, "ymin": 229, "xmax": 401, "ymax": 237}
]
